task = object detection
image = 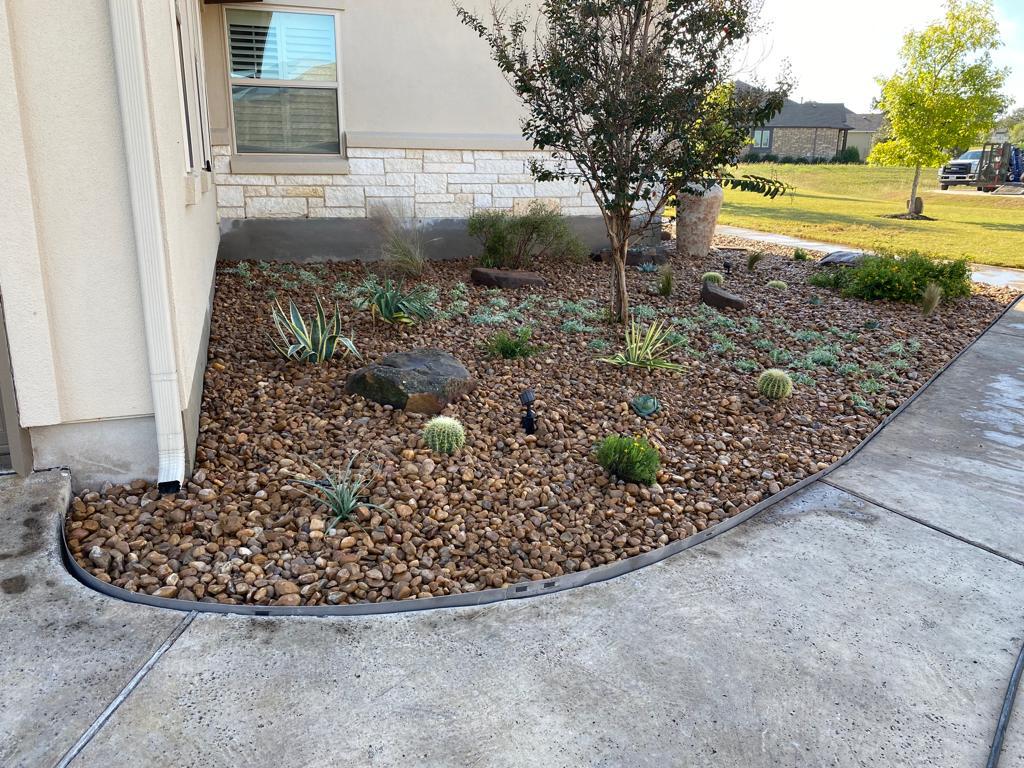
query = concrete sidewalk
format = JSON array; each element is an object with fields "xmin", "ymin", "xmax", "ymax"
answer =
[{"xmin": 2, "ymin": 298, "xmax": 1023, "ymax": 768}]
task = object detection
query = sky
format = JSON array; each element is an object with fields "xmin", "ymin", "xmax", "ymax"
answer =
[{"xmin": 734, "ymin": 0, "xmax": 1024, "ymax": 114}]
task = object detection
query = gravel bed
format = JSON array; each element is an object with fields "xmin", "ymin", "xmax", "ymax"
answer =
[{"xmin": 66, "ymin": 242, "xmax": 1016, "ymax": 607}]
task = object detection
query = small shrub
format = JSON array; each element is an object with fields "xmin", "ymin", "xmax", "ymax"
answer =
[
  {"xmin": 808, "ymin": 269, "xmax": 852, "ymax": 291},
  {"xmin": 861, "ymin": 379, "xmax": 885, "ymax": 394},
  {"xmin": 664, "ymin": 331, "xmax": 689, "ymax": 347},
  {"xmin": 671, "ymin": 316, "xmax": 699, "ymax": 331},
  {"xmin": 838, "ymin": 363, "xmax": 861, "ymax": 377},
  {"xmin": 841, "ymin": 251, "xmax": 971, "ymax": 303},
  {"xmin": 484, "ymin": 327, "xmax": 540, "ymax": 359},
  {"xmin": 808, "ymin": 295, "xmax": 823, "ymax": 306},
  {"xmin": 921, "ymin": 282, "xmax": 943, "ymax": 316},
  {"xmin": 587, "ymin": 338, "xmax": 610, "ymax": 352},
  {"xmin": 766, "ymin": 280, "xmax": 788, "ymax": 291},
  {"xmin": 735, "ymin": 358, "xmax": 760, "ymax": 373},
  {"xmin": 769, "ymin": 348, "xmax": 793, "ymax": 364},
  {"xmin": 562, "ymin": 318, "xmax": 596, "ymax": 334},
  {"xmin": 863, "ymin": 319, "xmax": 882, "ymax": 331},
  {"xmin": 757, "ymin": 369, "xmax": 793, "ymax": 400},
  {"xmin": 792, "ymin": 329, "xmax": 824, "ymax": 343},
  {"xmin": 422, "ymin": 416, "xmax": 466, "ymax": 455},
  {"xmin": 600, "ymin": 320, "xmax": 685, "ymax": 372},
  {"xmin": 743, "ymin": 317, "xmax": 764, "ymax": 334},
  {"xmin": 709, "ymin": 332, "xmax": 736, "ymax": 355},
  {"xmin": 631, "ymin": 304, "xmax": 657, "ymax": 321},
  {"xmin": 886, "ymin": 341, "xmax": 906, "ymax": 357},
  {"xmin": 468, "ymin": 202, "xmax": 586, "ymax": 269},
  {"xmin": 848, "ymin": 393, "xmax": 870, "ymax": 410},
  {"xmin": 829, "ymin": 326, "xmax": 859, "ymax": 342},
  {"xmin": 269, "ymin": 296, "xmax": 359, "ymax": 364},
  {"xmin": 372, "ymin": 207, "xmax": 428, "ymax": 278},
  {"xmin": 595, "ymin": 435, "xmax": 660, "ymax": 485},
  {"xmin": 753, "ymin": 338, "xmax": 773, "ymax": 351},
  {"xmin": 791, "ymin": 372, "xmax": 817, "ymax": 387},
  {"xmin": 793, "ymin": 248, "xmax": 809, "ymax": 261},
  {"xmin": 657, "ymin": 267, "xmax": 673, "ymax": 297},
  {"xmin": 867, "ymin": 362, "xmax": 887, "ymax": 377},
  {"xmin": 890, "ymin": 358, "xmax": 910, "ymax": 371},
  {"xmin": 354, "ymin": 277, "xmax": 436, "ymax": 324},
  {"xmin": 293, "ymin": 455, "xmax": 383, "ymax": 533},
  {"xmin": 332, "ymin": 280, "xmax": 351, "ymax": 299},
  {"xmin": 907, "ymin": 339, "xmax": 921, "ymax": 355},
  {"xmin": 835, "ymin": 146, "xmax": 861, "ymax": 164},
  {"xmin": 701, "ymin": 271, "xmax": 725, "ymax": 285},
  {"xmin": 299, "ymin": 269, "xmax": 323, "ymax": 286},
  {"xmin": 747, "ymin": 251, "xmax": 766, "ymax": 272},
  {"xmin": 806, "ymin": 345, "xmax": 839, "ymax": 367}
]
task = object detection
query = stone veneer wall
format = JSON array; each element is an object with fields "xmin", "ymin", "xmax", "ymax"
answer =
[
  {"xmin": 212, "ymin": 146, "xmax": 603, "ymax": 221},
  {"xmin": 770, "ymin": 128, "xmax": 845, "ymax": 160}
]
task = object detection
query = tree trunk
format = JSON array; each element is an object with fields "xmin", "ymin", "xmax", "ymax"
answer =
[
  {"xmin": 908, "ymin": 165, "xmax": 922, "ymax": 215},
  {"xmin": 611, "ymin": 240, "xmax": 629, "ymax": 324}
]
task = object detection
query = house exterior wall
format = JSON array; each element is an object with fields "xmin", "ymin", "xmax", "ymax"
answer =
[
  {"xmin": 846, "ymin": 131, "xmax": 877, "ymax": 161},
  {"xmin": 771, "ymin": 128, "xmax": 846, "ymax": 160},
  {"xmin": 0, "ymin": 0, "xmax": 219, "ymax": 488}
]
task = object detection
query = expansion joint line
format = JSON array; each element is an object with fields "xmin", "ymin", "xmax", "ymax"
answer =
[{"xmin": 53, "ymin": 611, "xmax": 197, "ymax": 767}]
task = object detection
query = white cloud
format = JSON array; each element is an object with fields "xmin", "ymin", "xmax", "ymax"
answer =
[{"xmin": 734, "ymin": 0, "xmax": 1022, "ymax": 114}]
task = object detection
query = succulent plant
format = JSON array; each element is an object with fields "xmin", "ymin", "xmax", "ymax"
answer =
[
  {"xmin": 629, "ymin": 394, "xmax": 660, "ymax": 418},
  {"xmin": 637, "ymin": 262, "xmax": 659, "ymax": 273},
  {"xmin": 422, "ymin": 416, "xmax": 466, "ymax": 455},
  {"xmin": 766, "ymin": 280, "xmax": 788, "ymax": 291},
  {"xmin": 863, "ymin": 319, "xmax": 881, "ymax": 331},
  {"xmin": 757, "ymin": 369, "xmax": 793, "ymax": 400},
  {"xmin": 701, "ymin": 271, "xmax": 725, "ymax": 285}
]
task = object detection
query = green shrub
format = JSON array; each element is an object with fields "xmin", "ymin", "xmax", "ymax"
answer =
[
  {"xmin": 841, "ymin": 251, "xmax": 971, "ymax": 303},
  {"xmin": 631, "ymin": 304, "xmax": 657, "ymax": 320},
  {"xmin": 806, "ymin": 345, "xmax": 839, "ymax": 367},
  {"xmin": 735, "ymin": 359, "xmax": 760, "ymax": 373},
  {"xmin": 467, "ymin": 202, "xmax": 586, "ymax": 269},
  {"xmin": 562, "ymin": 318, "xmax": 596, "ymax": 334},
  {"xmin": 766, "ymin": 280, "xmax": 788, "ymax": 291},
  {"xmin": 709, "ymin": 332, "xmax": 736, "ymax": 355},
  {"xmin": 791, "ymin": 372, "xmax": 817, "ymax": 387},
  {"xmin": 702, "ymin": 271, "xmax": 724, "ymax": 285},
  {"xmin": 834, "ymin": 146, "xmax": 861, "ymax": 164},
  {"xmin": 808, "ymin": 269, "xmax": 852, "ymax": 290},
  {"xmin": 587, "ymin": 338, "xmax": 610, "ymax": 352},
  {"xmin": 422, "ymin": 416, "xmax": 466, "ymax": 455},
  {"xmin": 600, "ymin": 320, "xmax": 684, "ymax": 372},
  {"xmin": 743, "ymin": 317, "xmax": 764, "ymax": 334},
  {"xmin": 792, "ymin": 329, "xmax": 824, "ymax": 343},
  {"xmin": 293, "ymin": 455, "xmax": 384, "ymax": 533},
  {"xmin": 269, "ymin": 296, "xmax": 359, "ymax": 364},
  {"xmin": 484, "ymin": 327, "xmax": 540, "ymax": 359},
  {"xmin": 769, "ymin": 348, "xmax": 793, "ymax": 364},
  {"xmin": 838, "ymin": 363, "xmax": 861, "ymax": 377},
  {"xmin": 753, "ymin": 338, "xmax": 773, "ymax": 351},
  {"xmin": 861, "ymin": 379, "xmax": 885, "ymax": 394},
  {"xmin": 354, "ymin": 277, "xmax": 436, "ymax": 324},
  {"xmin": 757, "ymin": 369, "xmax": 793, "ymax": 400},
  {"xmin": 595, "ymin": 435, "xmax": 660, "ymax": 485}
]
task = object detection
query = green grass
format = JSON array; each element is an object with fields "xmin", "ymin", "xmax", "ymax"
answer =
[{"xmin": 718, "ymin": 164, "xmax": 1024, "ymax": 268}]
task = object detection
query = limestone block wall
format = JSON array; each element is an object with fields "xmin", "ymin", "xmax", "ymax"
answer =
[
  {"xmin": 213, "ymin": 146, "xmax": 603, "ymax": 220},
  {"xmin": 770, "ymin": 128, "xmax": 845, "ymax": 160}
]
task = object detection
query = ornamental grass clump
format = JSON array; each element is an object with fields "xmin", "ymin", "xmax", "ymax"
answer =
[
  {"xmin": 702, "ymin": 271, "xmax": 725, "ymax": 285},
  {"xmin": 484, "ymin": 327, "xmax": 541, "ymax": 359},
  {"xmin": 747, "ymin": 251, "xmax": 766, "ymax": 272},
  {"xmin": 293, "ymin": 455, "xmax": 384, "ymax": 534},
  {"xmin": 422, "ymin": 416, "xmax": 466, "ymax": 455},
  {"xmin": 600, "ymin": 320, "xmax": 684, "ymax": 372},
  {"xmin": 657, "ymin": 267, "xmax": 673, "ymax": 297},
  {"xmin": 921, "ymin": 281, "xmax": 943, "ymax": 316},
  {"xmin": 269, "ymin": 296, "xmax": 359, "ymax": 364},
  {"xmin": 595, "ymin": 434, "xmax": 660, "ymax": 486},
  {"xmin": 468, "ymin": 202, "xmax": 586, "ymax": 269},
  {"xmin": 371, "ymin": 207, "xmax": 429, "ymax": 278},
  {"xmin": 757, "ymin": 369, "xmax": 793, "ymax": 400}
]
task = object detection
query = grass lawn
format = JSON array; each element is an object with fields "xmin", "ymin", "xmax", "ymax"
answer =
[{"xmin": 718, "ymin": 164, "xmax": 1024, "ymax": 269}]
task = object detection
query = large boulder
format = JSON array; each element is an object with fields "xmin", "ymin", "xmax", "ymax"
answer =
[
  {"xmin": 590, "ymin": 246, "xmax": 670, "ymax": 266},
  {"xmin": 818, "ymin": 250, "xmax": 868, "ymax": 267},
  {"xmin": 345, "ymin": 349, "xmax": 473, "ymax": 414},
  {"xmin": 676, "ymin": 183, "xmax": 724, "ymax": 258},
  {"xmin": 470, "ymin": 267, "xmax": 547, "ymax": 289},
  {"xmin": 700, "ymin": 281, "xmax": 746, "ymax": 311}
]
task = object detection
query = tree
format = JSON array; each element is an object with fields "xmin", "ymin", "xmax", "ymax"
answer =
[
  {"xmin": 996, "ymin": 106, "xmax": 1024, "ymax": 144},
  {"xmin": 456, "ymin": 0, "xmax": 789, "ymax": 322},
  {"xmin": 868, "ymin": 0, "xmax": 1007, "ymax": 216}
]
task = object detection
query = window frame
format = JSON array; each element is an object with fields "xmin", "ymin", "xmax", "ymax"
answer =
[
  {"xmin": 173, "ymin": 0, "xmax": 213, "ymax": 175},
  {"xmin": 222, "ymin": 3, "xmax": 345, "ymax": 159},
  {"xmin": 752, "ymin": 128, "xmax": 772, "ymax": 150}
]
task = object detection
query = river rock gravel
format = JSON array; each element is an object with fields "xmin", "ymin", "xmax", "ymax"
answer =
[{"xmin": 65, "ymin": 239, "xmax": 1017, "ymax": 607}]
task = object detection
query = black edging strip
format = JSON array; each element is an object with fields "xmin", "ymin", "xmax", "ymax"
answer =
[
  {"xmin": 61, "ymin": 295, "xmax": 1024, "ymax": 618},
  {"xmin": 988, "ymin": 637, "xmax": 1024, "ymax": 768}
]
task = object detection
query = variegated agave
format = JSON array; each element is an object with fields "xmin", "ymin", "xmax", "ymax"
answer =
[
  {"xmin": 599, "ymin": 320, "xmax": 685, "ymax": 372},
  {"xmin": 269, "ymin": 295, "xmax": 359, "ymax": 364},
  {"xmin": 353, "ymin": 276, "xmax": 436, "ymax": 325}
]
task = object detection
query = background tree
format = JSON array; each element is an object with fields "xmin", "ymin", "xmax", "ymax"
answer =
[
  {"xmin": 868, "ymin": 0, "xmax": 1007, "ymax": 216},
  {"xmin": 996, "ymin": 106, "xmax": 1024, "ymax": 145},
  {"xmin": 456, "ymin": 0, "xmax": 789, "ymax": 322}
]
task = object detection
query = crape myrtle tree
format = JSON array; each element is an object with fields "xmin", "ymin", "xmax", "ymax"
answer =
[
  {"xmin": 869, "ymin": 0, "xmax": 1007, "ymax": 216},
  {"xmin": 456, "ymin": 0, "xmax": 789, "ymax": 322}
]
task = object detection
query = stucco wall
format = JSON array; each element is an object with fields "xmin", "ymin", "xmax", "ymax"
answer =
[
  {"xmin": 0, "ymin": 0, "xmax": 219, "ymax": 483},
  {"xmin": 846, "ymin": 131, "xmax": 876, "ymax": 161}
]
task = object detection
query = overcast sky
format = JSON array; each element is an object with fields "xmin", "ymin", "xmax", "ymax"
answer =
[{"xmin": 734, "ymin": 0, "xmax": 1023, "ymax": 114}]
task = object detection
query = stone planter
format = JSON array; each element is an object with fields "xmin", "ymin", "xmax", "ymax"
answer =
[{"xmin": 675, "ymin": 183, "xmax": 724, "ymax": 258}]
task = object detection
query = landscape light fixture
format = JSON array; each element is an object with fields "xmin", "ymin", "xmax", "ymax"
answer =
[
  {"xmin": 723, "ymin": 257, "xmax": 733, "ymax": 276},
  {"xmin": 520, "ymin": 388, "xmax": 538, "ymax": 435}
]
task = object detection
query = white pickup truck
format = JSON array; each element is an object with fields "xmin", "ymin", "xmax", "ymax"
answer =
[{"xmin": 938, "ymin": 149, "xmax": 983, "ymax": 189}]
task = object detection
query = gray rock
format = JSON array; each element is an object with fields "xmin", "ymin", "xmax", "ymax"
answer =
[
  {"xmin": 818, "ymin": 250, "xmax": 868, "ymax": 267},
  {"xmin": 470, "ymin": 267, "xmax": 547, "ymax": 289},
  {"xmin": 591, "ymin": 246, "xmax": 670, "ymax": 266},
  {"xmin": 700, "ymin": 281, "xmax": 746, "ymax": 311},
  {"xmin": 345, "ymin": 348, "xmax": 473, "ymax": 414}
]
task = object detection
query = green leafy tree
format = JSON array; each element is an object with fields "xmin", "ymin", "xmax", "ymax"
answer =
[
  {"xmin": 869, "ymin": 0, "xmax": 1007, "ymax": 215},
  {"xmin": 997, "ymin": 106, "xmax": 1024, "ymax": 144},
  {"xmin": 456, "ymin": 0, "xmax": 789, "ymax": 322}
]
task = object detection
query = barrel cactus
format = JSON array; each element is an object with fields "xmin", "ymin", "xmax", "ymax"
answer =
[
  {"xmin": 701, "ymin": 272, "xmax": 724, "ymax": 285},
  {"xmin": 766, "ymin": 280, "xmax": 788, "ymax": 291},
  {"xmin": 757, "ymin": 369, "xmax": 793, "ymax": 400},
  {"xmin": 422, "ymin": 416, "xmax": 466, "ymax": 455}
]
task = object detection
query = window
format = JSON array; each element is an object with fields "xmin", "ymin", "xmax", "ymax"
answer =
[
  {"xmin": 175, "ymin": 0, "xmax": 212, "ymax": 172},
  {"xmin": 226, "ymin": 8, "xmax": 341, "ymax": 155},
  {"xmin": 752, "ymin": 129, "xmax": 772, "ymax": 149}
]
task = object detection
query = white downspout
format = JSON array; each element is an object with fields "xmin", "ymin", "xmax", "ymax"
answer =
[{"xmin": 108, "ymin": 0, "xmax": 185, "ymax": 493}]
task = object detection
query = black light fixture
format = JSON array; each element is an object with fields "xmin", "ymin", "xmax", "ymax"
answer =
[
  {"xmin": 520, "ymin": 388, "xmax": 538, "ymax": 435},
  {"xmin": 723, "ymin": 257, "xmax": 733, "ymax": 276}
]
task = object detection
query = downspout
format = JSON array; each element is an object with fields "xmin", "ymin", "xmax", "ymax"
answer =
[{"xmin": 108, "ymin": 0, "xmax": 185, "ymax": 493}]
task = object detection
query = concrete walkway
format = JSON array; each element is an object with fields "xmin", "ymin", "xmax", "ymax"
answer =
[
  {"xmin": 2, "ymin": 299, "xmax": 1022, "ymax": 767},
  {"xmin": 717, "ymin": 224, "xmax": 1024, "ymax": 292}
]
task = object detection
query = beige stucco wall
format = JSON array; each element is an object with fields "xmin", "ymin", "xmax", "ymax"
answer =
[
  {"xmin": 846, "ymin": 131, "xmax": 876, "ymax": 161},
  {"xmin": 0, "ymin": 0, "xmax": 219, "ymax": 484}
]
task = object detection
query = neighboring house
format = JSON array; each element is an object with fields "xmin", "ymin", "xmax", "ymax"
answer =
[
  {"xmin": 0, "ymin": 0, "xmax": 606, "ymax": 490},
  {"xmin": 845, "ymin": 111, "xmax": 885, "ymax": 161},
  {"xmin": 744, "ymin": 98, "xmax": 852, "ymax": 160}
]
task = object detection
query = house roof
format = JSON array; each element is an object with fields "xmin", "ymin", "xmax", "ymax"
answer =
[
  {"xmin": 845, "ymin": 111, "xmax": 884, "ymax": 133},
  {"xmin": 765, "ymin": 99, "xmax": 852, "ymax": 130}
]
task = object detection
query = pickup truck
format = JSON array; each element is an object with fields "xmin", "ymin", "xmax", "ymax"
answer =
[{"xmin": 938, "ymin": 149, "xmax": 982, "ymax": 189}]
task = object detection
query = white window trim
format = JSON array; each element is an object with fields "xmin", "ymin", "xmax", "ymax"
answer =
[
  {"xmin": 752, "ymin": 129, "xmax": 772, "ymax": 149},
  {"xmin": 222, "ymin": 2, "xmax": 347, "ymax": 173},
  {"xmin": 172, "ymin": 0, "xmax": 214, "ymax": 205}
]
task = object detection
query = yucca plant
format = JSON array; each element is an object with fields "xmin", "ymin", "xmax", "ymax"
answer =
[
  {"xmin": 600, "ymin": 320, "xmax": 685, "ymax": 372},
  {"xmin": 292, "ymin": 455, "xmax": 385, "ymax": 534},
  {"xmin": 269, "ymin": 296, "xmax": 359, "ymax": 364},
  {"xmin": 354, "ymin": 277, "xmax": 436, "ymax": 325}
]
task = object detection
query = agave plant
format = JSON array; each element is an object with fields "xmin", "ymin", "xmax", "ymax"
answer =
[
  {"xmin": 629, "ymin": 394, "xmax": 660, "ymax": 417},
  {"xmin": 292, "ymin": 454, "xmax": 386, "ymax": 534},
  {"xmin": 354, "ymin": 276, "xmax": 436, "ymax": 325},
  {"xmin": 269, "ymin": 296, "xmax": 359, "ymax": 364},
  {"xmin": 600, "ymin": 320, "xmax": 685, "ymax": 372}
]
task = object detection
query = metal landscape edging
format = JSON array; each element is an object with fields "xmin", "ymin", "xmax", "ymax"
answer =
[{"xmin": 62, "ymin": 295, "xmax": 1024, "ymax": 618}]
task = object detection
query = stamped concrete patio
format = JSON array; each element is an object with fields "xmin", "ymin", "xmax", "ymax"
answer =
[{"xmin": 1, "ymin": 297, "xmax": 1022, "ymax": 768}]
